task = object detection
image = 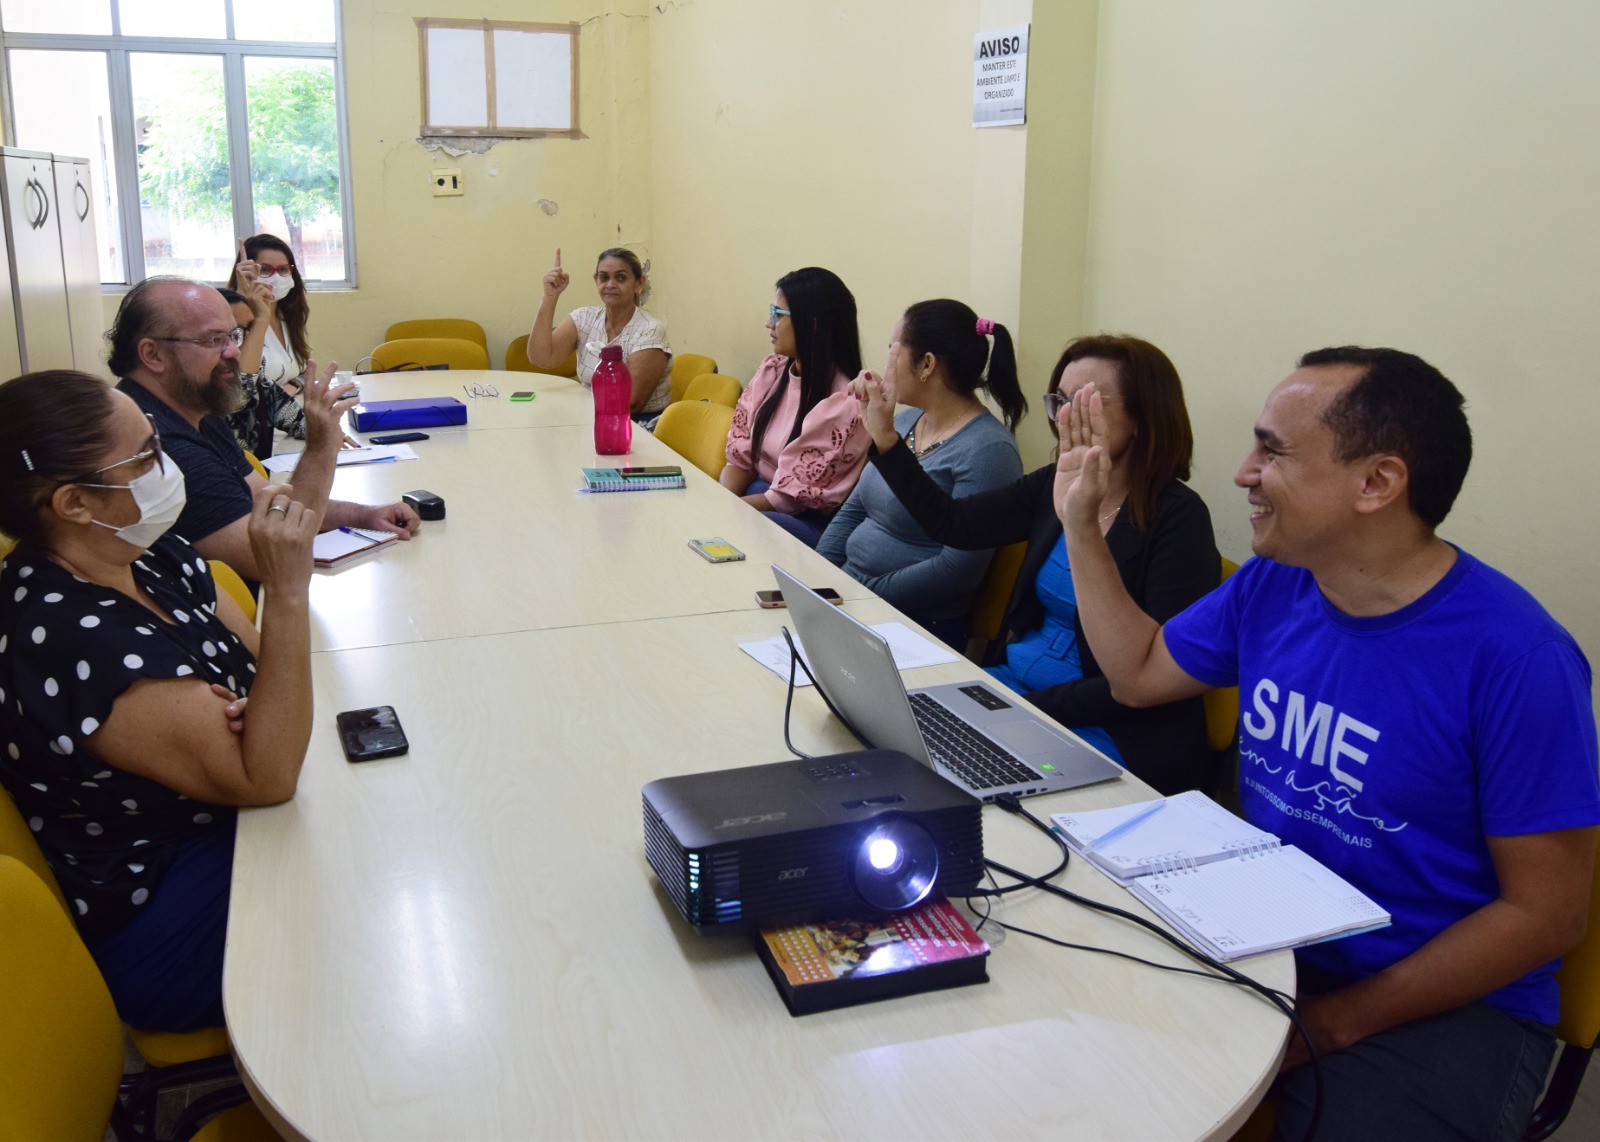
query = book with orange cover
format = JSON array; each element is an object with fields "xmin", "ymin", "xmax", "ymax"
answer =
[{"xmin": 752, "ymin": 896, "xmax": 989, "ymax": 1016}]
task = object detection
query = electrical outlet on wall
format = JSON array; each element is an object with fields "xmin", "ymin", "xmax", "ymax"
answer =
[{"xmin": 432, "ymin": 168, "xmax": 463, "ymax": 196}]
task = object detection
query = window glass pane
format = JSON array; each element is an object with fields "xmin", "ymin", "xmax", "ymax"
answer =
[
  {"xmin": 131, "ymin": 53, "xmax": 235, "ymax": 281},
  {"xmin": 118, "ymin": 0, "xmax": 225, "ymax": 39},
  {"xmin": 232, "ymin": 0, "xmax": 336, "ymax": 43},
  {"xmin": 246, "ymin": 57, "xmax": 343, "ymax": 281},
  {"xmin": 9, "ymin": 50, "xmax": 127, "ymax": 284},
  {"xmin": 0, "ymin": 0, "xmax": 111, "ymax": 35}
]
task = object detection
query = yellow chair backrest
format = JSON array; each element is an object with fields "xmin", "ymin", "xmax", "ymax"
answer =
[
  {"xmin": 654, "ymin": 400, "xmax": 735, "ymax": 480},
  {"xmin": 209, "ymin": 560, "xmax": 257, "ymax": 625},
  {"xmin": 0, "ymin": 531, "xmax": 14, "ymax": 561},
  {"xmin": 241, "ymin": 450, "xmax": 267, "ymax": 479},
  {"xmin": 0, "ymin": 789, "xmax": 70, "ymax": 914},
  {"xmin": 668, "ymin": 353, "xmax": 718, "ymax": 403},
  {"xmin": 0, "ymin": 856, "xmax": 126, "ymax": 1142},
  {"xmin": 968, "ymin": 542, "xmax": 1028, "ymax": 649},
  {"xmin": 385, "ymin": 318, "xmax": 486, "ymax": 349},
  {"xmin": 1554, "ymin": 840, "xmax": 1600, "ymax": 1050},
  {"xmin": 1202, "ymin": 556, "xmax": 1241, "ymax": 752},
  {"xmin": 369, "ymin": 337, "xmax": 490, "ymax": 372},
  {"xmin": 506, "ymin": 338, "xmax": 577, "ymax": 376},
  {"xmin": 681, "ymin": 373, "xmax": 742, "ymax": 409}
]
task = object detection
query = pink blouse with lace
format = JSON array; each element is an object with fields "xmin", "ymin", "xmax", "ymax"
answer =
[{"xmin": 724, "ymin": 354, "xmax": 869, "ymax": 514}]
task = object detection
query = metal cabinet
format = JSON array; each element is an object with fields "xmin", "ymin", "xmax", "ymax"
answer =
[{"xmin": 0, "ymin": 146, "xmax": 104, "ymax": 379}]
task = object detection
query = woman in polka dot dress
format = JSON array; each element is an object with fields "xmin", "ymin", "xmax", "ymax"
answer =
[{"xmin": 0, "ymin": 370, "xmax": 322, "ymax": 1032}]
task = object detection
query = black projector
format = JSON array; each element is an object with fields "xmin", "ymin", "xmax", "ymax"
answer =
[{"xmin": 643, "ymin": 750, "xmax": 984, "ymax": 933}]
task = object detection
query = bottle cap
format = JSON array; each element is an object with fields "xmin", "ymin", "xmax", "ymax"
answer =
[{"xmin": 598, "ymin": 344, "xmax": 623, "ymax": 362}]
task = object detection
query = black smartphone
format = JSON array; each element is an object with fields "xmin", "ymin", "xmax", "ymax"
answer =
[
  {"xmin": 620, "ymin": 465, "xmax": 682, "ymax": 477},
  {"xmin": 337, "ymin": 706, "xmax": 410, "ymax": 762},
  {"xmin": 371, "ymin": 432, "xmax": 429, "ymax": 444},
  {"xmin": 756, "ymin": 588, "xmax": 843, "ymax": 609},
  {"xmin": 510, "ymin": 391, "xmax": 536, "ymax": 402},
  {"xmin": 401, "ymin": 490, "xmax": 445, "ymax": 520}
]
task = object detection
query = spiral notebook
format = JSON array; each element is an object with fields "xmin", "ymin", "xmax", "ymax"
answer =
[
  {"xmin": 1051, "ymin": 791, "xmax": 1390, "ymax": 961},
  {"xmin": 580, "ymin": 466, "xmax": 685, "ymax": 492}
]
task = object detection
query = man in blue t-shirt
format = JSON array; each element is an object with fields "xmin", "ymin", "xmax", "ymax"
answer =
[
  {"xmin": 1054, "ymin": 346, "xmax": 1598, "ymax": 1140},
  {"xmin": 107, "ymin": 277, "xmax": 420, "ymax": 585}
]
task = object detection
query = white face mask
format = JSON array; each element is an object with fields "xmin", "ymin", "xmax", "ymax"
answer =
[
  {"xmin": 267, "ymin": 272, "xmax": 296, "ymax": 302},
  {"xmin": 81, "ymin": 459, "xmax": 188, "ymax": 550}
]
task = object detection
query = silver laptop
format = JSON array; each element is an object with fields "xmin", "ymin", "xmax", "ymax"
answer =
[{"xmin": 772, "ymin": 566, "xmax": 1122, "ymax": 801}]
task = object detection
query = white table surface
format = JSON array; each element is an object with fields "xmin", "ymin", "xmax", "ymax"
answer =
[
  {"xmin": 227, "ymin": 601, "xmax": 1292, "ymax": 1142},
  {"xmin": 304, "ymin": 423, "xmax": 872, "ymax": 652}
]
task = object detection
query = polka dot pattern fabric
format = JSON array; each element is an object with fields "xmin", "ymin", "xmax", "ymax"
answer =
[{"xmin": 0, "ymin": 535, "xmax": 249, "ymax": 940}]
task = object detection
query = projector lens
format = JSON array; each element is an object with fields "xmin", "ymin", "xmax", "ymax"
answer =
[
  {"xmin": 868, "ymin": 838, "xmax": 900, "ymax": 871},
  {"xmin": 853, "ymin": 817, "xmax": 938, "ymax": 911}
]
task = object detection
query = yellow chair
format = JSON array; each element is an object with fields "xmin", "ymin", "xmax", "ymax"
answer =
[
  {"xmin": 653, "ymin": 399, "xmax": 735, "ymax": 480},
  {"xmin": 1526, "ymin": 838, "xmax": 1600, "ymax": 1139},
  {"xmin": 1202, "ymin": 557, "xmax": 1242, "ymax": 753},
  {"xmin": 368, "ymin": 337, "xmax": 490, "ymax": 372},
  {"xmin": 210, "ymin": 560, "xmax": 257, "ymax": 625},
  {"xmin": 384, "ymin": 318, "xmax": 486, "ymax": 349},
  {"xmin": 668, "ymin": 353, "xmax": 718, "ymax": 404},
  {"xmin": 0, "ymin": 856, "xmax": 276, "ymax": 1142},
  {"xmin": 2, "ymin": 787, "xmax": 234, "ymax": 1090},
  {"xmin": 506, "ymin": 337, "xmax": 578, "ymax": 377},
  {"xmin": 681, "ymin": 373, "xmax": 742, "ymax": 409},
  {"xmin": 242, "ymin": 450, "xmax": 267, "ymax": 480},
  {"xmin": 964, "ymin": 542, "xmax": 1028, "ymax": 662},
  {"xmin": 0, "ymin": 532, "xmax": 14, "ymax": 561},
  {"xmin": 1, "ymin": 789, "xmax": 70, "ymax": 914}
]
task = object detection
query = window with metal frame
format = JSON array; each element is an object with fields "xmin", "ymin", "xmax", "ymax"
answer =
[{"xmin": 0, "ymin": 0, "xmax": 354, "ymax": 288}]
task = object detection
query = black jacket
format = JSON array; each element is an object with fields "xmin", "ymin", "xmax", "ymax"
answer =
[{"xmin": 871, "ymin": 440, "xmax": 1219, "ymax": 794}]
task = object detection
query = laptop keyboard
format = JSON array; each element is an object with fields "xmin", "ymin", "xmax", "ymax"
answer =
[{"xmin": 909, "ymin": 692, "xmax": 1039, "ymax": 790}]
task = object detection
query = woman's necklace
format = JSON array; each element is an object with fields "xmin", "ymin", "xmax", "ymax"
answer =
[{"xmin": 906, "ymin": 409, "xmax": 977, "ymax": 459}]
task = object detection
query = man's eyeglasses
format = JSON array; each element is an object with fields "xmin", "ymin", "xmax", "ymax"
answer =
[
  {"xmin": 154, "ymin": 328, "xmax": 247, "ymax": 352},
  {"xmin": 768, "ymin": 305, "xmax": 792, "ymax": 321}
]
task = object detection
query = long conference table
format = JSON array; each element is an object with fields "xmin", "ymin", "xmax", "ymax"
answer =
[{"xmin": 227, "ymin": 370, "xmax": 1293, "ymax": 1141}]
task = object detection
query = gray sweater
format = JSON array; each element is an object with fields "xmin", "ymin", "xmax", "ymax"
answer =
[{"xmin": 818, "ymin": 407, "xmax": 1022, "ymax": 628}]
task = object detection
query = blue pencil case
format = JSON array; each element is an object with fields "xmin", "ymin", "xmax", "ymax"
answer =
[{"xmin": 350, "ymin": 397, "xmax": 468, "ymax": 432}]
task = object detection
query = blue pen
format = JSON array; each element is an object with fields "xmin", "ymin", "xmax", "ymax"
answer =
[{"xmin": 1081, "ymin": 800, "xmax": 1166, "ymax": 856}]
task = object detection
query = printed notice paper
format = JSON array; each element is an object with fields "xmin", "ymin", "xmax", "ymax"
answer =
[{"xmin": 973, "ymin": 24, "xmax": 1029, "ymax": 127}]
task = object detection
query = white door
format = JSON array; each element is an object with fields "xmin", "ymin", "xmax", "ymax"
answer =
[
  {"xmin": 0, "ymin": 217, "xmax": 20, "ymax": 380},
  {"xmin": 1, "ymin": 149, "xmax": 72, "ymax": 372},
  {"xmin": 53, "ymin": 158, "xmax": 107, "ymax": 379}
]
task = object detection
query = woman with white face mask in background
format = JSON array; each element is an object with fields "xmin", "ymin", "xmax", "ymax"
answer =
[
  {"xmin": 228, "ymin": 233, "xmax": 315, "ymax": 448},
  {"xmin": 0, "ymin": 370, "xmax": 321, "ymax": 1032}
]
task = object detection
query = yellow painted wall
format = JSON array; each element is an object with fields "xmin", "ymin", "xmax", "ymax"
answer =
[
  {"xmin": 645, "ymin": 0, "xmax": 1092, "ymax": 440},
  {"xmin": 1084, "ymin": 1, "xmax": 1600, "ymax": 700}
]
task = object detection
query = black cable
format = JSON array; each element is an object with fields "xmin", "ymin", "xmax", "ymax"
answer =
[
  {"xmin": 981, "ymin": 794, "xmax": 1322, "ymax": 1142},
  {"xmin": 777, "ymin": 626, "xmax": 875, "ymax": 760}
]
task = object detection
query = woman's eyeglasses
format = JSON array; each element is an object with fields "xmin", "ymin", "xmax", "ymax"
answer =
[
  {"xmin": 463, "ymin": 382, "xmax": 499, "ymax": 399},
  {"xmin": 255, "ymin": 264, "xmax": 295, "ymax": 277},
  {"xmin": 1043, "ymin": 389, "xmax": 1123, "ymax": 420},
  {"xmin": 72, "ymin": 414, "xmax": 165, "ymax": 483},
  {"xmin": 768, "ymin": 305, "xmax": 791, "ymax": 321}
]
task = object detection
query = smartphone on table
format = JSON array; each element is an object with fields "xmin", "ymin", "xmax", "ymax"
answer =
[
  {"xmin": 370, "ymin": 432, "xmax": 428, "ymax": 444},
  {"xmin": 510, "ymin": 391, "xmax": 536, "ymax": 402},
  {"xmin": 688, "ymin": 537, "xmax": 745, "ymax": 563},
  {"xmin": 337, "ymin": 706, "xmax": 410, "ymax": 762},
  {"xmin": 756, "ymin": 588, "xmax": 842, "ymax": 608}
]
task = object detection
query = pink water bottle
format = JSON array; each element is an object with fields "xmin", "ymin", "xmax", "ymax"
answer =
[{"xmin": 592, "ymin": 344, "xmax": 633, "ymax": 455}]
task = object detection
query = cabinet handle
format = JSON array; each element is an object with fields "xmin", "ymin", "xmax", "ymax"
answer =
[
  {"xmin": 23, "ymin": 178, "xmax": 50, "ymax": 230},
  {"xmin": 75, "ymin": 180, "xmax": 90, "ymax": 222}
]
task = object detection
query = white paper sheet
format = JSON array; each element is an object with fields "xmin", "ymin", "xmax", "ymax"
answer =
[
  {"xmin": 739, "ymin": 621, "xmax": 959, "ymax": 686},
  {"xmin": 261, "ymin": 444, "xmax": 418, "ymax": 474}
]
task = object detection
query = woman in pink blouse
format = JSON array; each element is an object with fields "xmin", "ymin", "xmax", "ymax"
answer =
[{"xmin": 721, "ymin": 267, "xmax": 869, "ymax": 546}]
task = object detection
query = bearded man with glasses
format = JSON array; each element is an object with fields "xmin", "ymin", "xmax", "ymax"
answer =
[{"xmin": 109, "ymin": 277, "xmax": 421, "ymax": 590}]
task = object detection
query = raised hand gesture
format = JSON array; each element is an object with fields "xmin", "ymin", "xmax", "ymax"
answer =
[
  {"xmin": 1052, "ymin": 383, "xmax": 1111, "ymax": 533},
  {"xmin": 299, "ymin": 359, "xmax": 359, "ymax": 455},
  {"xmin": 542, "ymin": 248, "xmax": 570, "ymax": 301},
  {"xmin": 848, "ymin": 370, "xmax": 899, "ymax": 452}
]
